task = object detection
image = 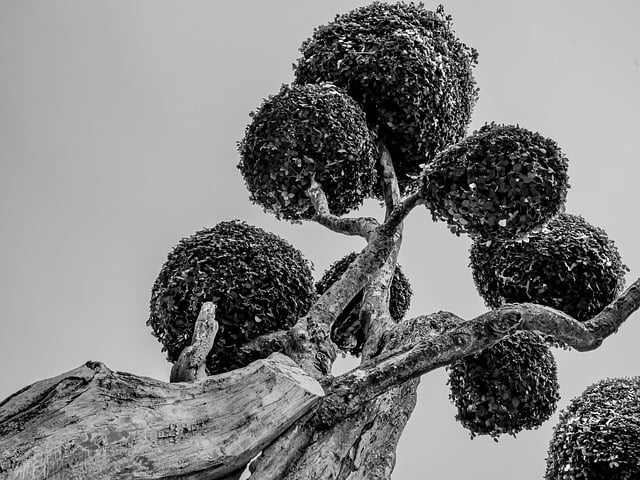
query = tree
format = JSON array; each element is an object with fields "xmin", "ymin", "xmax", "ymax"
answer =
[{"xmin": 1, "ymin": 2, "xmax": 639, "ymax": 480}]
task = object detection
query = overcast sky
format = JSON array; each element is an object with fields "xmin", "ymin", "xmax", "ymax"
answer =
[{"xmin": 1, "ymin": 1, "xmax": 639, "ymax": 479}]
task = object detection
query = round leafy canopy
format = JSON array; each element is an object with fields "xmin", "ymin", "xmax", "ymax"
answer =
[
  {"xmin": 422, "ymin": 123, "xmax": 569, "ymax": 239},
  {"xmin": 470, "ymin": 213, "xmax": 627, "ymax": 321},
  {"xmin": 316, "ymin": 252, "xmax": 412, "ymax": 355},
  {"xmin": 545, "ymin": 377, "xmax": 640, "ymax": 480},
  {"xmin": 238, "ymin": 83, "xmax": 377, "ymax": 221},
  {"xmin": 294, "ymin": 2, "xmax": 478, "ymax": 192},
  {"xmin": 448, "ymin": 331, "xmax": 560, "ymax": 438},
  {"xmin": 148, "ymin": 220, "xmax": 316, "ymax": 374}
]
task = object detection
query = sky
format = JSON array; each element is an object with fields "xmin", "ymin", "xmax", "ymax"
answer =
[{"xmin": 1, "ymin": 1, "xmax": 639, "ymax": 479}]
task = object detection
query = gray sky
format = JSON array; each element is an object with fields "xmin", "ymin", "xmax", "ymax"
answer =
[{"xmin": 1, "ymin": 1, "xmax": 639, "ymax": 478}]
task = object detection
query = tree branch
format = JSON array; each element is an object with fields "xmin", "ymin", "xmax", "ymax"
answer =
[
  {"xmin": 378, "ymin": 142, "xmax": 401, "ymax": 219},
  {"xmin": 170, "ymin": 302, "xmax": 218, "ymax": 383},
  {"xmin": 0, "ymin": 354, "xmax": 324, "ymax": 480},
  {"xmin": 306, "ymin": 178, "xmax": 379, "ymax": 240},
  {"xmin": 312, "ymin": 277, "xmax": 640, "ymax": 427},
  {"xmin": 381, "ymin": 189, "xmax": 425, "ymax": 234},
  {"xmin": 359, "ymin": 237, "xmax": 400, "ymax": 360}
]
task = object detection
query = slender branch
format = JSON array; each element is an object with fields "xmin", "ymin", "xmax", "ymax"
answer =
[
  {"xmin": 170, "ymin": 302, "xmax": 218, "ymax": 383},
  {"xmin": 584, "ymin": 277, "xmax": 640, "ymax": 342},
  {"xmin": 378, "ymin": 142, "xmax": 401, "ymax": 218},
  {"xmin": 306, "ymin": 178, "xmax": 379, "ymax": 240}
]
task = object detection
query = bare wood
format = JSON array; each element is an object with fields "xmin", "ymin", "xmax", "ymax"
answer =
[
  {"xmin": 170, "ymin": 302, "xmax": 218, "ymax": 382},
  {"xmin": 0, "ymin": 353, "xmax": 323, "ymax": 480},
  {"xmin": 306, "ymin": 178, "xmax": 379, "ymax": 240}
]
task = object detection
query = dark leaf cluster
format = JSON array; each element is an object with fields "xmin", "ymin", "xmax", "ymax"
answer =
[
  {"xmin": 545, "ymin": 377, "xmax": 640, "ymax": 480},
  {"xmin": 448, "ymin": 331, "xmax": 560, "ymax": 438},
  {"xmin": 422, "ymin": 123, "xmax": 569, "ymax": 239},
  {"xmin": 316, "ymin": 252, "xmax": 412, "ymax": 355},
  {"xmin": 238, "ymin": 83, "xmax": 377, "ymax": 221},
  {"xmin": 148, "ymin": 221, "xmax": 316, "ymax": 374},
  {"xmin": 294, "ymin": 2, "xmax": 478, "ymax": 193},
  {"xmin": 470, "ymin": 213, "xmax": 627, "ymax": 322}
]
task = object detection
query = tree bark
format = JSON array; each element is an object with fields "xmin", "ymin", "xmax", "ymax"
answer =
[
  {"xmin": 2, "ymin": 287, "xmax": 639, "ymax": 479},
  {"xmin": 0, "ymin": 354, "xmax": 323, "ymax": 480}
]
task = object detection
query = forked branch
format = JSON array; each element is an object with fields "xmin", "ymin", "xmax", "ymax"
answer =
[{"xmin": 306, "ymin": 178, "xmax": 379, "ymax": 240}]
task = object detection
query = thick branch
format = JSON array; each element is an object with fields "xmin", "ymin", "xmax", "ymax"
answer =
[
  {"xmin": 287, "ymin": 225, "xmax": 400, "ymax": 377},
  {"xmin": 170, "ymin": 302, "xmax": 218, "ymax": 383},
  {"xmin": 0, "ymin": 354, "xmax": 323, "ymax": 480},
  {"xmin": 359, "ymin": 237, "xmax": 400, "ymax": 360},
  {"xmin": 307, "ymin": 178, "xmax": 379, "ymax": 240},
  {"xmin": 315, "ymin": 278, "xmax": 640, "ymax": 425}
]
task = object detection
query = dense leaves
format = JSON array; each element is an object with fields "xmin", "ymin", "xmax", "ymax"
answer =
[
  {"xmin": 448, "ymin": 331, "xmax": 560, "ymax": 438},
  {"xmin": 238, "ymin": 83, "xmax": 377, "ymax": 221},
  {"xmin": 316, "ymin": 252, "xmax": 412, "ymax": 355},
  {"xmin": 294, "ymin": 2, "xmax": 478, "ymax": 192},
  {"xmin": 148, "ymin": 221, "xmax": 316, "ymax": 374},
  {"xmin": 545, "ymin": 377, "xmax": 640, "ymax": 480},
  {"xmin": 470, "ymin": 213, "xmax": 627, "ymax": 321},
  {"xmin": 422, "ymin": 124, "xmax": 569, "ymax": 239}
]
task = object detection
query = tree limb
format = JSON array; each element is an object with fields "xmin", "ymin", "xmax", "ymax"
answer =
[
  {"xmin": 306, "ymin": 178, "xmax": 379, "ymax": 240},
  {"xmin": 381, "ymin": 189, "xmax": 425, "ymax": 234},
  {"xmin": 170, "ymin": 302, "xmax": 218, "ymax": 383},
  {"xmin": 0, "ymin": 354, "xmax": 323, "ymax": 480},
  {"xmin": 378, "ymin": 143, "xmax": 401, "ymax": 219},
  {"xmin": 314, "ymin": 278, "xmax": 640, "ymax": 426}
]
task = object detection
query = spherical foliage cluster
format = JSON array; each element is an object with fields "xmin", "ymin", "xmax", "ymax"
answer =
[
  {"xmin": 294, "ymin": 2, "xmax": 478, "ymax": 192},
  {"xmin": 316, "ymin": 252, "xmax": 412, "ymax": 355},
  {"xmin": 238, "ymin": 83, "xmax": 378, "ymax": 221},
  {"xmin": 545, "ymin": 377, "xmax": 640, "ymax": 480},
  {"xmin": 470, "ymin": 213, "xmax": 627, "ymax": 322},
  {"xmin": 148, "ymin": 221, "xmax": 316, "ymax": 374},
  {"xmin": 421, "ymin": 123, "xmax": 569, "ymax": 239},
  {"xmin": 448, "ymin": 331, "xmax": 560, "ymax": 438}
]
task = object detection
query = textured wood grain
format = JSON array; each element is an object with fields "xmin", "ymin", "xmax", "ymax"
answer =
[{"xmin": 0, "ymin": 353, "xmax": 323, "ymax": 480}]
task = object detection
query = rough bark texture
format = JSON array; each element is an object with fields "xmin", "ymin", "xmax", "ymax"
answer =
[
  {"xmin": 170, "ymin": 302, "xmax": 218, "ymax": 383},
  {"xmin": 0, "ymin": 354, "xmax": 323, "ymax": 480}
]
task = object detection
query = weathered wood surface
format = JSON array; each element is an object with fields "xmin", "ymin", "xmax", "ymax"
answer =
[{"xmin": 0, "ymin": 353, "xmax": 323, "ymax": 480}]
